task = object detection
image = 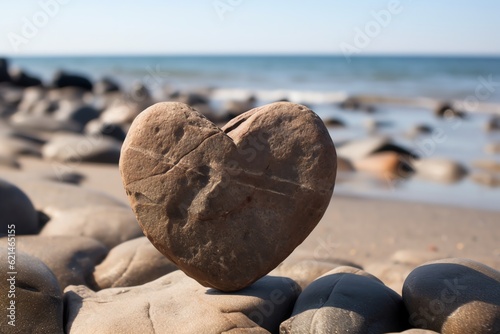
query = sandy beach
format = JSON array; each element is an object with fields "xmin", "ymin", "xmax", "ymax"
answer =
[{"xmin": 1, "ymin": 55, "xmax": 500, "ymax": 333}]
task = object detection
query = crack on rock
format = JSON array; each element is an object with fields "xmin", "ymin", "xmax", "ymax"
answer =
[
  {"xmin": 126, "ymin": 132, "xmax": 220, "ymax": 186},
  {"xmin": 133, "ymin": 192, "xmax": 159, "ymax": 206},
  {"xmin": 114, "ymin": 248, "xmax": 141, "ymax": 286},
  {"xmin": 146, "ymin": 302, "xmax": 157, "ymax": 333},
  {"xmin": 232, "ymin": 180, "xmax": 289, "ymax": 197},
  {"xmin": 127, "ymin": 145, "xmax": 165, "ymax": 162}
]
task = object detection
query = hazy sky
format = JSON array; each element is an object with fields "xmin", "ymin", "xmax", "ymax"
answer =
[{"xmin": 1, "ymin": 0, "xmax": 499, "ymax": 55}]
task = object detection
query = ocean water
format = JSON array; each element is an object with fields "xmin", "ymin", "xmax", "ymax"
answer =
[
  {"xmin": 8, "ymin": 55, "xmax": 500, "ymax": 104},
  {"xmin": 5, "ymin": 55, "xmax": 500, "ymax": 210}
]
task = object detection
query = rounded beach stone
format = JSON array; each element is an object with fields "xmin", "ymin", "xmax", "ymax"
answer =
[
  {"xmin": 0, "ymin": 178, "xmax": 39, "ymax": 235},
  {"xmin": 0, "ymin": 58, "xmax": 11, "ymax": 82},
  {"xmin": 53, "ymin": 101, "xmax": 100, "ymax": 129},
  {"xmin": 0, "ymin": 251, "xmax": 64, "ymax": 334},
  {"xmin": 94, "ymin": 236, "xmax": 177, "ymax": 289},
  {"xmin": 9, "ymin": 68, "xmax": 43, "ymax": 87},
  {"xmin": 120, "ymin": 101, "xmax": 336, "ymax": 291},
  {"xmin": 413, "ymin": 158, "xmax": 468, "ymax": 183},
  {"xmin": 85, "ymin": 119, "xmax": 127, "ymax": 142},
  {"xmin": 5, "ymin": 179, "xmax": 126, "ymax": 217},
  {"xmin": 52, "ymin": 71, "xmax": 93, "ymax": 91},
  {"xmin": 40, "ymin": 206, "xmax": 143, "ymax": 248},
  {"xmin": 42, "ymin": 133, "xmax": 122, "ymax": 164},
  {"xmin": 10, "ymin": 113, "xmax": 81, "ymax": 133},
  {"xmin": 0, "ymin": 134, "xmax": 42, "ymax": 157},
  {"xmin": 280, "ymin": 266, "xmax": 409, "ymax": 333},
  {"xmin": 65, "ymin": 270, "xmax": 301, "ymax": 334},
  {"xmin": 0, "ymin": 236, "xmax": 108, "ymax": 289},
  {"xmin": 353, "ymin": 151, "xmax": 413, "ymax": 177},
  {"xmin": 337, "ymin": 136, "xmax": 414, "ymax": 161},
  {"xmin": 93, "ymin": 77, "xmax": 121, "ymax": 94},
  {"xmin": 0, "ymin": 154, "xmax": 20, "ymax": 169},
  {"xmin": 403, "ymin": 258, "xmax": 500, "ymax": 333}
]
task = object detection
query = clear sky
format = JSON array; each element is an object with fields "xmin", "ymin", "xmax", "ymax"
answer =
[{"xmin": 0, "ymin": 0, "xmax": 499, "ymax": 56}]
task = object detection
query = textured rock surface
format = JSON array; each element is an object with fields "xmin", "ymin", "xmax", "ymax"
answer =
[
  {"xmin": 403, "ymin": 258, "xmax": 500, "ymax": 333},
  {"xmin": 280, "ymin": 266, "xmax": 409, "ymax": 333},
  {"xmin": 120, "ymin": 102, "xmax": 336, "ymax": 291},
  {"xmin": 0, "ymin": 251, "xmax": 64, "ymax": 334},
  {"xmin": 40, "ymin": 206, "xmax": 143, "ymax": 248},
  {"xmin": 65, "ymin": 270, "xmax": 301, "ymax": 334},
  {"xmin": 94, "ymin": 237, "xmax": 177, "ymax": 289},
  {"xmin": 0, "ymin": 178, "xmax": 39, "ymax": 235},
  {"xmin": 0, "ymin": 236, "xmax": 108, "ymax": 289}
]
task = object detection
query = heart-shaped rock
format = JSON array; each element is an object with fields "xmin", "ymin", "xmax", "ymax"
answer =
[{"xmin": 119, "ymin": 102, "xmax": 336, "ymax": 291}]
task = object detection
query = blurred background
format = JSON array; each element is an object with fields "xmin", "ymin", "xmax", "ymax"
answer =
[{"xmin": 1, "ymin": 0, "xmax": 499, "ymax": 210}]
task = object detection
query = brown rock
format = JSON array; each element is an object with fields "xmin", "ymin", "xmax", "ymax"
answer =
[
  {"xmin": 0, "ymin": 236, "xmax": 108, "ymax": 289},
  {"xmin": 280, "ymin": 266, "xmax": 409, "ymax": 333},
  {"xmin": 40, "ymin": 206, "xmax": 143, "ymax": 248},
  {"xmin": 403, "ymin": 258, "xmax": 500, "ymax": 333},
  {"xmin": 0, "ymin": 251, "xmax": 64, "ymax": 334},
  {"xmin": 353, "ymin": 151, "xmax": 413, "ymax": 177},
  {"xmin": 119, "ymin": 102, "xmax": 336, "ymax": 291},
  {"xmin": 65, "ymin": 271, "xmax": 301, "ymax": 334},
  {"xmin": 94, "ymin": 237, "xmax": 177, "ymax": 289}
]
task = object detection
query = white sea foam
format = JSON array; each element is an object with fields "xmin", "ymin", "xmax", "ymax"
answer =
[{"xmin": 211, "ymin": 88, "xmax": 348, "ymax": 105}]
